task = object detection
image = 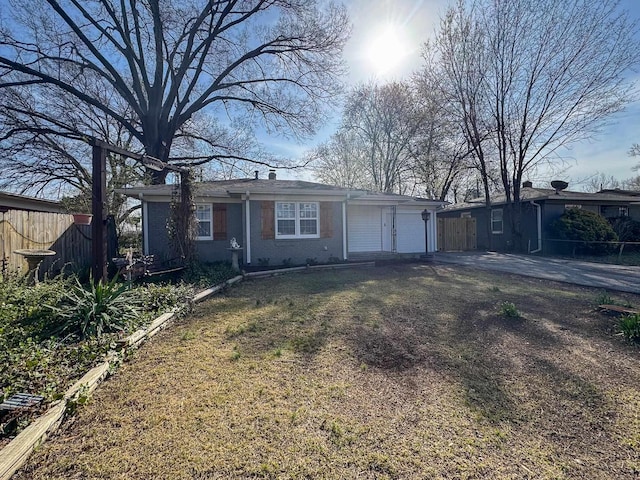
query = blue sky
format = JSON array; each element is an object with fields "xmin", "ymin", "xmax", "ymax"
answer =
[{"xmin": 282, "ymin": 0, "xmax": 640, "ymax": 190}]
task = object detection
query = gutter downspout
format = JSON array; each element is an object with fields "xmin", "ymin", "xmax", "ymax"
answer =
[
  {"xmin": 342, "ymin": 194, "xmax": 348, "ymax": 260},
  {"xmin": 139, "ymin": 193, "xmax": 149, "ymax": 255},
  {"xmin": 529, "ymin": 201, "xmax": 542, "ymax": 254},
  {"xmin": 245, "ymin": 192, "xmax": 251, "ymax": 264}
]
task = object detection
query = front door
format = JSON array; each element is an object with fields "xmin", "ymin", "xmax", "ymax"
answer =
[{"xmin": 382, "ymin": 207, "xmax": 394, "ymax": 252}]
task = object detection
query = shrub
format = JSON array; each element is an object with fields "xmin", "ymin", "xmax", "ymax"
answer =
[
  {"xmin": 181, "ymin": 261, "xmax": 236, "ymax": 288},
  {"xmin": 550, "ymin": 208, "xmax": 618, "ymax": 255},
  {"xmin": 498, "ymin": 301, "xmax": 520, "ymax": 318},
  {"xmin": 137, "ymin": 283, "xmax": 194, "ymax": 315},
  {"xmin": 595, "ymin": 291, "xmax": 614, "ymax": 305},
  {"xmin": 609, "ymin": 217, "xmax": 640, "ymax": 242},
  {"xmin": 620, "ymin": 314, "xmax": 640, "ymax": 342},
  {"xmin": 118, "ymin": 230, "xmax": 142, "ymax": 251},
  {"xmin": 46, "ymin": 276, "xmax": 142, "ymax": 339}
]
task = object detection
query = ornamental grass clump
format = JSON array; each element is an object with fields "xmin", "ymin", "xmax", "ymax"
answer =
[
  {"xmin": 46, "ymin": 276, "xmax": 142, "ymax": 339},
  {"xmin": 619, "ymin": 313, "xmax": 640, "ymax": 342},
  {"xmin": 498, "ymin": 301, "xmax": 521, "ymax": 319}
]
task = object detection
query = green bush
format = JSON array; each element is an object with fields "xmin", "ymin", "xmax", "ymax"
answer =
[
  {"xmin": 181, "ymin": 261, "xmax": 237, "ymax": 288},
  {"xmin": 620, "ymin": 314, "xmax": 640, "ymax": 342},
  {"xmin": 550, "ymin": 208, "xmax": 618, "ymax": 255},
  {"xmin": 46, "ymin": 276, "xmax": 142, "ymax": 339},
  {"xmin": 118, "ymin": 230, "xmax": 142, "ymax": 251},
  {"xmin": 609, "ymin": 217, "xmax": 640, "ymax": 242},
  {"xmin": 498, "ymin": 301, "xmax": 521, "ymax": 318},
  {"xmin": 137, "ymin": 283, "xmax": 194, "ymax": 315}
]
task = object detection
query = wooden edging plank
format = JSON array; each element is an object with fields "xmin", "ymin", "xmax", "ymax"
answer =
[
  {"xmin": 0, "ymin": 402, "xmax": 66, "ymax": 480},
  {"xmin": 1, "ymin": 262, "xmax": 372, "ymax": 479},
  {"xmin": 598, "ymin": 304, "xmax": 640, "ymax": 315}
]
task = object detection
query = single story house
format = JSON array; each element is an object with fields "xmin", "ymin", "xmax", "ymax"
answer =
[
  {"xmin": 438, "ymin": 181, "xmax": 640, "ymax": 253},
  {"xmin": 120, "ymin": 173, "xmax": 447, "ymax": 266},
  {"xmin": 0, "ymin": 191, "xmax": 65, "ymax": 213}
]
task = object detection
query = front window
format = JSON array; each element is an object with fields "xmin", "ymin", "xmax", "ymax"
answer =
[
  {"xmin": 619, "ymin": 206, "xmax": 629, "ymax": 217},
  {"xmin": 195, "ymin": 204, "xmax": 213, "ymax": 240},
  {"xmin": 491, "ymin": 208, "xmax": 503, "ymax": 234},
  {"xmin": 276, "ymin": 202, "xmax": 319, "ymax": 238}
]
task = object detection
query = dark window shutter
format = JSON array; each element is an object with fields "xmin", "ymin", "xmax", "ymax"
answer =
[
  {"xmin": 213, "ymin": 204, "xmax": 227, "ymax": 240},
  {"xmin": 320, "ymin": 202, "xmax": 333, "ymax": 238},
  {"xmin": 261, "ymin": 201, "xmax": 275, "ymax": 239}
]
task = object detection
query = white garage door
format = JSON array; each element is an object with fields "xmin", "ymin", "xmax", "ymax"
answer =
[
  {"xmin": 396, "ymin": 210, "xmax": 426, "ymax": 253},
  {"xmin": 347, "ymin": 205, "xmax": 382, "ymax": 252}
]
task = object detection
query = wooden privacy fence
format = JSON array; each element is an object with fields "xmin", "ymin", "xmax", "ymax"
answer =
[
  {"xmin": 438, "ymin": 217, "xmax": 477, "ymax": 251},
  {"xmin": 0, "ymin": 210, "xmax": 91, "ymax": 275}
]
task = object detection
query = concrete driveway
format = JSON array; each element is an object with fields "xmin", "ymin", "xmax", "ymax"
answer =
[{"xmin": 434, "ymin": 252, "xmax": 640, "ymax": 294}]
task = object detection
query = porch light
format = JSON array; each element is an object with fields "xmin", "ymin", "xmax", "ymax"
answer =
[{"xmin": 421, "ymin": 209, "xmax": 431, "ymax": 222}]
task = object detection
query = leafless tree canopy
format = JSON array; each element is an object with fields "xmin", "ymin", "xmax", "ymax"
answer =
[
  {"xmin": 424, "ymin": 0, "xmax": 638, "ymax": 204},
  {"xmin": 0, "ymin": 0, "xmax": 350, "ymax": 185},
  {"xmin": 312, "ymin": 80, "xmax": 474, "ymax": 199},
  {"xmin": 418, "ymin": 0, "xmax": 638, "ymax": 249}
]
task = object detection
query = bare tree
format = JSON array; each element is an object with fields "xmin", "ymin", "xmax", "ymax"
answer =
[
  {"xmin": 583, "ymin": 173, "xmax": 623, "ymax": 193},
  {"xmin": 310, "ymin": 129, "xmax": 370, "ymax": 189},
  {"xmin": 423, "ymin": 0, "xmax": 639, "ymax": 250},
  {"xmin": 0, "ymin": 0, "xmax": 349, "ymax": 184},
  {"xmin": 420, "ymin": 1, "xmax": 497, "ymax": 244},
  {"xmin": 411, "ymin": 70, "xmax": 477, "ymax": 201},
  {"xmin": 312, "ymin": 81, "xmax": 426, "ymax": 194}
]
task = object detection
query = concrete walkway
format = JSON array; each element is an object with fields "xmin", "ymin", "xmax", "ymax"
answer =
[{"xmin": 434, "ymin": 252, "xmax": 640, "ymax": 294}]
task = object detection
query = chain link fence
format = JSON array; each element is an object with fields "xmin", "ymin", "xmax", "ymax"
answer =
[{"xmin": 544, "ymin": 238, "xmax": 640, "ymax": 266}]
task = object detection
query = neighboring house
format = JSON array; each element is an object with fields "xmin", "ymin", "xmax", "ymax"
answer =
[
  {"xmin": 438, "ymin": 181, "xmax": 640, "ymax": 253},
  {"xmin": 120, "ymin": 173, "xmax": 446, "ymax": 266},
  {"xmin": 0, "ymin": 191, "xmax": 92, "ymax": 274},
  {"xmin": 0, "ymin": 191, "xmax": 65, "ymax": 214}
]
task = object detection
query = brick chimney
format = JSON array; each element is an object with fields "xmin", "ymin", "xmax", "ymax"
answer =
[{"xmin": 268, "ymin": 169, "xmax": 276, "ymax": 180}]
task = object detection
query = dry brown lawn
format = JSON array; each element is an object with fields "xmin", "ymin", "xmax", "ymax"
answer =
[{"xmin": 13, "ymin": 264, "xmax": 640, "ymax": 479}]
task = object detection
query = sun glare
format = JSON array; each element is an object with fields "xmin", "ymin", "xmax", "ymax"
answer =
[{"xmin": 365, "ymin": 23, "xmax": 410, "ymax": 76}]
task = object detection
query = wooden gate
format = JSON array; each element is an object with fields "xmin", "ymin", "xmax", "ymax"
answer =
[{"xmin": 437, "ymin": 217, "xmax": 477, "ymax": 251}]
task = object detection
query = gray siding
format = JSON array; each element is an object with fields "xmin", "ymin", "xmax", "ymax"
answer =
[
  {"xmin": 441, "ymin": 197, "xmax": 640, "ymax": 254},
  {"xmin": 146, "ymin": 202, "xmax": 172, "ymax": 259},
  {"xmin": 196, "ymin": 203, "xmax": 243, "ymax": 263},
  {"xmin": 440, "ymin": 203, "xmax": 538, "ymax": 252},
  {"xmin": 146, "ymin": 201, "xmax": 243, "ymax": 263},
  {"xmin": 248, "ymin": 200, "xmax": 343, "ymax": 266}
]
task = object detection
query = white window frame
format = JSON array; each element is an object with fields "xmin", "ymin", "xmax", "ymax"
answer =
[
  {"xmin": 491, "ymin": 208, "xmax": 503, "ymax": 234},
  {"xmin": 275, "ymin": 201, "xmax": 320, "ymax": 239},
  {"xmin": 195, "ymin": 203, "xmax": 213, "ymax": 241},
  {"xmin": 619, "ymin": 206, "xmax": 629, "ymax": 217}
]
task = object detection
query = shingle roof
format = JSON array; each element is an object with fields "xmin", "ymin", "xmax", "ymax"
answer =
[
  {"xmin": 120, "ymin": 178, "xmax": 357, "ymax": 197},
  {"xmin": 119, "ymin": 178, "xmax": 449, "ymax": 206},
  {"xmin": 443, "ymin": 187, "xmax": 640, "ymax": 211}
]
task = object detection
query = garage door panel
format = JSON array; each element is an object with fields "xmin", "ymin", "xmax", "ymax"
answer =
[
  {"xmin": 347, "ymin": 206, "xmax": 382, "ymax": 252},
  {"xmin": 396, "ymin": 210, "xmax": 425, "ymax": 253}
]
